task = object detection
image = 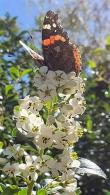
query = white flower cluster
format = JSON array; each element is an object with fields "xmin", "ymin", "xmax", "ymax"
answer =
[
  {"xmin": 34, "ymin": 66, "xmax": 84, "ymax": 102},
  {"xmin": 2, "ymin": 67, "xmax": 86, "ymax": 194}
]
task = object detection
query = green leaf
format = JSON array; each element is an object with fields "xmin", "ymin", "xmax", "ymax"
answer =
[
  {"xmin": 103, "ymin": 102, "xmax": 110, "ymax": 113},
  {"xmin": 86, "ymin": 115, "xmax": 93, "ymax": 133},
  {"xmin": 45, "ymin": 100, "xmax": 52, "ymax": 111},
  {"xmin": 53, "ymin": 96, "xmax": 58, "ymax": 104},
  {"xmin": 0, "ymin": 184, "xmax": 19, "ymax": 195},
  {"xmin": 75, "ymin": 188, "xmax": 81, "ymax": 195},
  {"xmin": 5, "ymin": 85, "xmax": 13, "ymax": 95},
  {"xmin": 0, "ymin": 30, "xmax": 6, "ymax": 36},
  {"xmin": 0, "ymin": 141, "xmax": 3, "ymax": 149},
  {"xmin": 37, "ymin": 189, "xmax": 47, "ymax": 195},
  {"xmin": 105, "ymin": 35, "xmax": 110, "ymax": 46},
  {"xmin": 9, "ymin": 66, "xmax": 20, "ymax": 79},
  {"xmin": 14, "ymin": 105, "xmax": 20, "ymax": 113},
  {"xmin": 18, "ymin": 188, "xmax": 27, "ymax": 195},
  {"xmin": 11, "ymin": 129, "xmax": 17, "ymax": 137},
  {"xmin": 87, "ymin": 60, "xmax": 96, "ymax": 68},
  {"xmin": 0, "ymin": 185, "xmax": 3, "ymax": 192},
  {"xmin": 20, "ymin": 69, "xmax": 32, "ymax": 78},
  {"xmin": 103, "ymin": 190, "xmax": 110, "ymax": 195},
  {"xmin": 92, "ymin": 48, "xmax": 104, "ymax": 56}
]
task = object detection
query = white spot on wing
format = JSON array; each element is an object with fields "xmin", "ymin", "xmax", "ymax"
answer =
[
  {"xmin": 43, "ymin": 24, "xmax": 51, "ymax": 30},
  {"xmin": 53, "ymin": 23, "xmax": 56, "ymax": 27}
]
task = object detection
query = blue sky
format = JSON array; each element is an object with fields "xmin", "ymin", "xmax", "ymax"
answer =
[
  {"xmin": 0, "ymin": 0, "xmax": 40, "ymax": 29},
  {"xmin": 0, "ymin": 0, "xmax": 64, "ymax": 30}
]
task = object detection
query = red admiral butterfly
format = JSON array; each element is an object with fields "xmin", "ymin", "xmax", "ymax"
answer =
[{"xmin": 20, "ymin": 10, "xmax": 81, "ymax": 75}]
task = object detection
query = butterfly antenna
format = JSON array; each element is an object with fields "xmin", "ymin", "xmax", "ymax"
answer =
[{"xmin": 19, "ymin": 40, "xmax": 44, "ymax": 67}]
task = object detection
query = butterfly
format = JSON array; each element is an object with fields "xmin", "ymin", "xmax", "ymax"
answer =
[{"xmin": 20, "ymin": 10, "xmax": 81, "ymax": 75}]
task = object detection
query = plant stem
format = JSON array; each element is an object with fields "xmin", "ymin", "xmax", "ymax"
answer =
[{"xmin": 27, "ymin": 181, "xmax": 34, "ymax": 195}]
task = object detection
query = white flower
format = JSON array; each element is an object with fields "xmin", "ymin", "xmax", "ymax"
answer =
[
  {"xmin": 67, "ymin": 72, "xmax": 76, "ymax": 80},
  {"xmin": 74, "ymin": 92, "xmax": 84, "ymax": 100},
  {"xmin": 26, "ymin": 114, "xmax": 44, "ymax": 134},
  {"xmin": 46, "ymin": 159, "xmax": 59, "ymax": 177},
  {"xmin": 55, "ymin": 70, "xmax": 68, "ymax": 86},
  {"xmin": 3, "ymin": 163, "xmax": 20, "ymax": 177},
  {"xmin": 53, "ymin": 131, "xmax": 67, "ymax": 149},
  {"xmin": 14, "ymin": 108, "xmax": 28, "ymax": 120},
  {"xmin": 46, "ymin": 70, "xmax": 56, "ymax": 80},
  {"xmin": 61, "ymin": 169, "xmax": 75, "ymax": 181},
  {"xmin": 47, "ymin": 115, "xmax": 55, "ymax": 125},
  {"xmin": 37, "ymin": 85, "xmax": 57, "ymax": 102},
  {"xmin": 60, "ymin": 104, "xmax": 74, "ymax": 117},
  {"xmin": 60, "ymin": 79, "xmax": 78, "ymax": 95},
  {"xmin": 12, "ymin": 65, "xmax": 86, "ymax": 188},
  {"xmin": 19, "ymin": 163, "xmax": 38, "ymax": 181},
  {"xmin": 69, "ymin": 160, "xmax": 81, "ymax": 169},
  {"xmin": 57, "ymin": 71, "xmax": 77, "ymax": 95},
  {"xmin": 64, "ymin": 180, "xmax": 77, "ymax": 194},
  {"xmin": 3, "ymin": 144, "xmax": 25, "ymax": 160},
  {"xmin": 58, "ymin": 72, "xmax": 85, "ymax": 96},
  {"xmin": 34, "ymin": 67, "xmax": 60, "ymax": 91},
  {"xmin": 33, "ymin": 66, "xmax": 48, "ymax": 89},
  {"xmin": 46, "ymin": 71, "xmax": 58, "ymax": 87},
  {"xmin": 69, "ymin": 98, "xmax": 85, "ymax": 116},
  {"xmin": 34, "ymin": 125, "xmax": 55, "ymax": 149},
  {"xmin": 19, "ymin": 155, "xmax": 40, "ymax": 181},
  {"xmin": 58, "ymin": 150, "xmax": 72, "ymax": 167},
  {"xmin": 39, "ymin": 66, "xmax": 48, "ymax": 74},
  {"xmin": 15, "ymin": 109, "xmax": 30, "ymax": 135},
  {"xmin": 57, "ymin": 71, "xmax": 85, "ymax": 97},
  {"xmin": 16, "ymin": 113, "xmax": 44, "ymax": 137},
  {"xmin": 19, "ymin": 96, "xmax": 43, "ymax": 114},
  {"xmin": 56, "ymin": 113, "xmax": 76, "ymax": 130},
  {"xmin": 39, "ymin": 155, "xmax": 50, "ymax": 174},
  {"xmin": 0, "ymin": 157, "xmax": 8, "ymax": 165},
  {"xmin": 74, "ymin": 77, "xmax": 85, "ymax": 93},
  {"xmin": 45, "ymin": 158, "xmax": 65, "ymax": 177},
  {"xmin": 66, "ymin": 122, "xmax": 82, "ymax": 144},
  {"xmin": 56, "ymin": 112, "xmax": 66, "ymax": 123}
]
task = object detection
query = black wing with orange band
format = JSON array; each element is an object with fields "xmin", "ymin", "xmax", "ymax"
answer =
[{"xmin": 42, "ymin": 10, "xmax": 81, "ymax": 75}]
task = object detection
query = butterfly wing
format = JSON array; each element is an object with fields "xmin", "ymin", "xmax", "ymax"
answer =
[
  {"xmin": 19, "ymin": 40, "xmax": 44, "ymax": 66},
  {"xmin": 42, "ymin": 10, "xmax": 81, "ymax": 74}
]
